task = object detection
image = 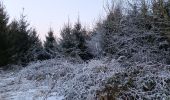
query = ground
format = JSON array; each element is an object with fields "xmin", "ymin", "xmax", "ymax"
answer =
[{"xmin": 0, "ymin": 58, "xmax": 123, "ymax": 100}]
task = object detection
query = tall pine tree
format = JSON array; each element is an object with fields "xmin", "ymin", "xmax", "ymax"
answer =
[
  {"xmin": 60, "ymin": 22, "xmax": 75, "ymax": 56},
  {"xmin": 44, "ymin": 28, "xmax": 57, "ymax": 58},
  {"xmin": 72, "ymin": 19, "xmax": 93, "ymax": 60},
  {"xmin": 60, "ymin": 19, "xmax": 93, "ymax": 60},
  {"xmin": 24, "ymin": 29, "xmax": 44, "ymax": 62},
  {"xmin": 8, "ymin": 11, "xmax": 32, "ymax": 64},
  {"xmin": 101, "ymin": 3, "xmax": 123, "ymax": 55},
  {"xmin": 0, "ymin": 3, "xmax": 10, "ymax": 66}
]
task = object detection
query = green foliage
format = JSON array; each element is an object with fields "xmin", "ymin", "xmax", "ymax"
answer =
[
  {"xmin": 60, "ymin": 19, "xmax": 93, "ymax": 60},
  {"xmin": 0, "ymin": 4, "xmax": 44, "ymax": 66},
  {"xmin": 44, "ymin": 28, "xmax": 57, "ymax": 58},
  {"xmin": 0, "ymin": 3, "xmax": 10, "ymax": 66},
  {"xmin": 8, "ymin": 13, "xmax": 32, "ymax": 64},
  {"xmin": 60, "ymin": 23, "xmax": 75, "ymax": 56},
  {"xmin": 24, "ymin": 29, "xmax": 44, "ymax": 62}
]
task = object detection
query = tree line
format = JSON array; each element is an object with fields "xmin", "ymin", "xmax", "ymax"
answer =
[
  {"xmin": 0, "ymin": 3, "xmax": 93, "ymax": 67},
  {"xmin": 1, "ymin": 0, "xmax": 170, "ymax": 67}
]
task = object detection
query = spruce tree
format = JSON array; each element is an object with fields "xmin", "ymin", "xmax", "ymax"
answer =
[
  {"xmin": 140, "ymin": 0, "xmax": 152, "ymax": 30},
  {"xmin": 25, "ymin": 29, "xmax": 44, "ymax": 62},
  {"xmin": 0, "ymin": 3, "xmax": 10, "ymax": 66},
  {"xmin": 102, "ymin": 3, "xmax": 123, "ymax": 55},
  {"xmin": 8, "ymin": 20, "xmax": 19, "ymax": 64},
  {"xmin": 60, "ymin": 19, "xmax": 93, "ymax": 60},
  {"xmin": 151, "ymin": 0, "xmax": 170, "ymax": 41},
  {"xmin": 60, "ymin": 22, "xmax": 75, "ymax": 56},
  {"xmin": 44, "ymin": 28, "xmax": 57, "ymax": 58},
  {"xmin": 8, "ymin": 12, "xmax": 32, "ymax": 64},
  {"xmin": 72, "ymin": 19, "xmax": 93, "ymax": 60}
]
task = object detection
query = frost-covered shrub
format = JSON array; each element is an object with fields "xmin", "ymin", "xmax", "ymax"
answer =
[
  {"xmin": 12, "ymin": 57, "xmax": 123, "ymax": 100},
  {"xmin": 97, "ymin": 63, "xmax": 170, "ymax": 100}
]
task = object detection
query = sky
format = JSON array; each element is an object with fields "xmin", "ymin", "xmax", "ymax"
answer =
[{"xmin": 2, "ymin": 0, "xmax": 106, "ymax": 41}]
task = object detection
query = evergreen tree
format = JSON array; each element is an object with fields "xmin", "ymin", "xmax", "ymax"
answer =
[
  {"xmin": 72, "ymin": 19, "xmax": 93, "ymax": 60},
  {"xmin": 140, "ymin": 0, "xmax": 152, "ymax": 30},
  {"xmin": 8, "ymin": 12, "xmax": 32, "ymax": 64},
  {"xmin": 24, "ymin": 29, "xmax": 44, "ymax": 62},
  {"xmin": 0, "ymin": 3, "xmax": 10, "ymax": 66},
  {"xmin": 8, "ymin": 20, "xmax": 19, "ymax": 64},
  {"xmin": 127, "ymin": 0, "xmax": 152, "ymax": 30},
  {"xmin": 127, "ymin": 1, "xmax": 141, "ymax": 27},
  {"xmin": 151, "ymin": 0, "xmax": 170, "ymax": 41},
  {"xmin": 101, "ymin": 3, "xmax": 123, "ymax": 55},
  {"xmin": 44, "ymin": 28, "xmax": 57, "ymax": 58},
  {"xmin": 60, "ymin": 19, "xmax": 93, "ymax": 60},
  {"xmin": 60, "ymin": 22, "xmax": 75, "ymax": 56}
]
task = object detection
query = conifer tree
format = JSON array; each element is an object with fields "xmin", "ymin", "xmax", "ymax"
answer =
[
  {"xmin": 44, "ymin": 28, "xmax": 57, "ymax": 58},
  {"xmin": 7, "ymin": 11, "xmax": 32, "ymax": 64},
  {"xmin": 60, "ymin": 19, "xmax": 93, "ymax": 60},
  {"xmin": 8, "ymin": 20, "xmax": 19, "ymax": 64},
  {"xmin": 151, "ymin": 0, "xmax": 170, "ymax": 41},
  {"xmin": 60, "ymin": 22, "xmax": 75, "ymax": 56},
  {"xmin": 25, "ymin": 29, "xmax": 44, "ymax": 62},
  {"xmin": 101, "ymin": 3, "xmax": 123, "ymax": 55},
  {"xmin": 72, "ymin": 19, "xmax": 93, "ymax": 60},
  {"xmin": 0, "ymin": 3, "xmax": 10, "ymax": 66},
  {"xmin": 140, "ymin": 0, "xmax": 152, "ymax": 30}
]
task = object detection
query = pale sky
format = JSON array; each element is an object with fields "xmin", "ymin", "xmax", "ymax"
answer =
[{"xmin": 2, "ymin": 0, "xmax": 107, "ymax": 41}]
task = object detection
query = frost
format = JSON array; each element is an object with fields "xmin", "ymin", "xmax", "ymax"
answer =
[
  {"xmin": 0, "ymin": 57, "xmax": 123, "ymax": 100},
  {"xmin": 97, "ymin": 63, "xmax": 170, "ymax": 99}
]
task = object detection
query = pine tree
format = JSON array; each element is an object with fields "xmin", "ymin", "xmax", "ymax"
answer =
[
  {"xmin": 8, "ymin": 20, "xmax": 19, "ymax": 64},
  {"xmin": 72, "ymin": 19, "xmax": 93, "ymax": 60},
  {"xmin": 8, "ymin": 11, "xmax": 32, "ymax": 64},
  {"xmin": 165, "ymin": 0, "xmax": 170, "ymax": 19},
  {"xmin": 60, "ymin": 22, "xmax": 75, "ymax": 56},
  {"xmin": 0, "ymin": 3, "xmax": 10, "ymax": 66},
  {"xmin": 127, "ymin": 1, "xmax": 140, "ymax": 27},
  {"xmin": 44, "ymin": 28, "xmax": 57, "ymax": 58},
  {"xmin": 24, "ymin": 29, "xmax": 44, "ymax": 62},
  {"xmin": 104, "ymin": 2, "xmax": 123, "ymax": 33},
  {"xmin": 140, "ymin": 0, "xmax": 152, "ymax": 30},
  {"xmin": 60, "ymin": 19, "xmax": 93, "ymax": 60},
  {"xmin": 101, "ymin": 3, "xmax": 123, "ymax": 55},
  {"xmin": 151, "ymin": 0, "xmax": 170, "ymax": 41}
]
